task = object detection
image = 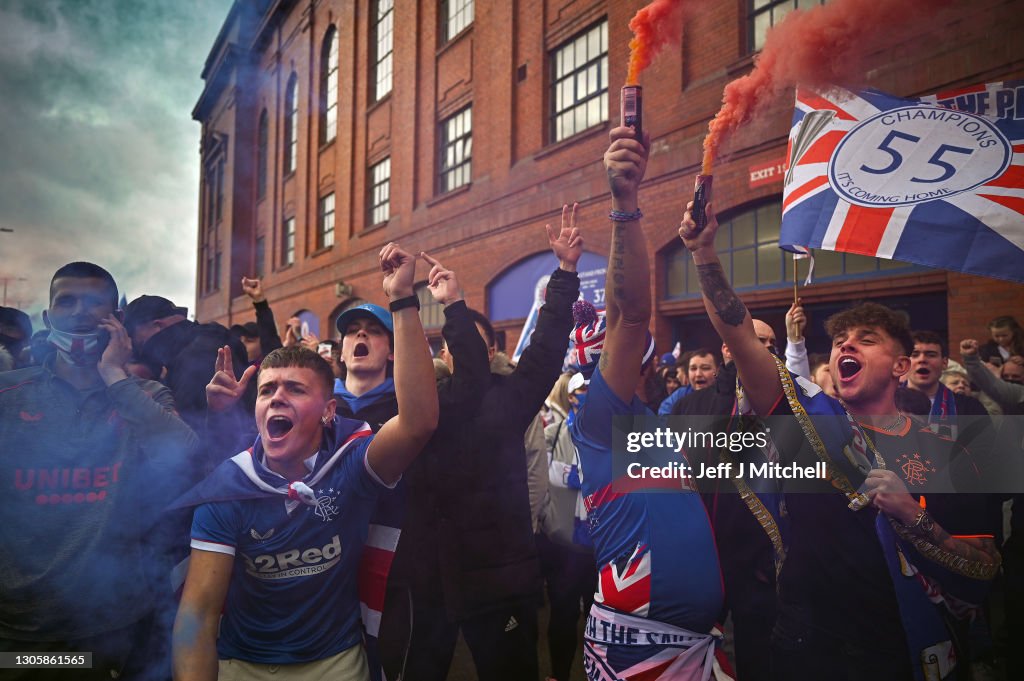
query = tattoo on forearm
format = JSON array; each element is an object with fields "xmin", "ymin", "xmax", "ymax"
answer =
[
  {"xmin": 609, "ymin": 227, "xmax": 626, "ymax": 302},
  {"xmin": 613, "ymin": 227, "xmax": 625, "ymax": 254},
  {"xmin": 696, "ymin": 263, "xmax": 747, "ymax": 327},
  {"xmin": 932, "ymin": 526, "xmax": 999, "ymax": 565}
]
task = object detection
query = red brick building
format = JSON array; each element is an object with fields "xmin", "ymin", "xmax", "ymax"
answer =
[{"xmin": 193, "ymin": 0, "xmax": 1023, "ymax": 358}]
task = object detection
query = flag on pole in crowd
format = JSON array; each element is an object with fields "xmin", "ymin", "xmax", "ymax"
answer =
[
  {"xmin": 779, "ymin": 82, "xmax": 1024, "ymax": 283},
  {"xmin": 511, "ymin": 275, "xmax": 550, "ymax": 364}
]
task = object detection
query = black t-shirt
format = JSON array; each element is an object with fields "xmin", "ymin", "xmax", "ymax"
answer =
[{"xmin": 772, "ymin": 401, "xmax": 985, "ymax": 653}]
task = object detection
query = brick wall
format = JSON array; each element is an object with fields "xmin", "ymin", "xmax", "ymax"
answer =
[{"xmin": 195, "ymin": 0, "xmax": 1023, "ymax": 358}]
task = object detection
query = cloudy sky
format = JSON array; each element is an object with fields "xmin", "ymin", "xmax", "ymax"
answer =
[{"xmin": 0, "ymin": 0, "xmax": 233, "ymax": 326}]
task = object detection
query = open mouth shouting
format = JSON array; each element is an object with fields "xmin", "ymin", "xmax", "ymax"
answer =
[
  {"xmin": 353, "ymin": 342, "xmax": 369, "ymax": 358},
  {"xmin": 837, "ymin": 356, "xmax": 862, "ymax": 383},
  {"xmin": 265, "ymin": 415, "xmax": 295, "ymax": 441}
]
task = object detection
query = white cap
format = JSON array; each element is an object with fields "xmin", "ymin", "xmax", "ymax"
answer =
[{"xmin": 568, "ymin": 372, "xmax": 589, "ymax": 393}]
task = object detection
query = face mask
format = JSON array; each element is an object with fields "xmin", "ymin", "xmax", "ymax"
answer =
[{"xmin": 48, "ymin": 328, "xmax": 108, "ymax": 366}]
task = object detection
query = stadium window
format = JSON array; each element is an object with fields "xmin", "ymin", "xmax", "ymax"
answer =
[
  {"xmin": 257, "ymin": 110, "xmax": 268, "ymax": 199},
  {"xmin": 284, "ymin": 74, "xmax": 299, "ymax": 175},
  {"xmin": 214, "ymin": 162, "xmax": 224, "ymax": 222},
  {"xmin": 415, "ymin": 282, "xmax": 445, "ymax": 329},
  {"xmin": 205, "ymin": 167, "xmax": 216, "ymax": 230},
  {"xmin": 321, "ymin": 28, "xmax": 339, "ymax": 144},
  {"xmin": 438, "ymin": 106, "xmax": 472, "ymax": 194},
  {"xmin": 318, "ymin": 193, "xmax": 336, "ymax": 250},
  {"xmin": 369, "ymin": 157, "xmax": 391, "ymax": 226},
  {"xmin": 281, "ymin": 216, "xmax": 296, "ymax": 267},
  {"xmin": 371, "ymin": 0, "xmax": 394, "ymax": 102},
  {"xmin": 201, "ymin": 246, "xmax": 211, "ymax": 293},
  {"xmin": 749, "ymin": 0, "xmax": 828, "ymax": 52},
  {"xmin": 441, "ymin": 0, "xmax": 474, "ymax": 43},
  {"xmin": 255, "ymin": 235, "xmax": 265, "ymax": 279},
  {"xmin": 662, "ymin": 198, "xmax": 926, "ymax": 299},
  {"xmin": 550, "ymin": 20, "xmax": 608, "ymax": 143}
]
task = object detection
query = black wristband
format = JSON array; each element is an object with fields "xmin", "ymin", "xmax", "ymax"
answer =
[{"xmin": 389, "ymin": 295, "xmax": 420, "ymax": 312}]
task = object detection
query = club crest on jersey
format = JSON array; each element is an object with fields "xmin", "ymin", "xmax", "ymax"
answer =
[
  {"xmin": 313, "ymin": 488, "xmax": 340, "ymax": 523},
  {"xmin": 897, "ymin": 453, "xmax": 935, "ymax": 486}
]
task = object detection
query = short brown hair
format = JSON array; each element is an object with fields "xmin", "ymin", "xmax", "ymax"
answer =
[
  {"xmin": 688, "ymin": 348, "xmax": 720, "ymax": 367},
  {"xmin": 259, "ymin": 346, "xmax": 335, "ymax": 398},
  {"xmin": 824, "ymin": 302, "xmax": 913, "ymax": 356}
]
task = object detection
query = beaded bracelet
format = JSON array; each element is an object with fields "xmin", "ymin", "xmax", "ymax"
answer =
[{"xmin": 609, "ymin": 208, "xmax": 643, "ymax": 222}]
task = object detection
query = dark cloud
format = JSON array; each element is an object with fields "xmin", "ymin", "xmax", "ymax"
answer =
[{"xmin": 0, "ymin": 0, "xmax": 233, "ymax": 316}]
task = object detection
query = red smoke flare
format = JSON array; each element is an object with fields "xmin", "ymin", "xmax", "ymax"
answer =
[
  {"xmin": 701, "ymin": 0, "xmax": 954, "ymax": 174},
  {"xmin": 626, "ymin": 0, "xmax": 685, "ymax": 85}
]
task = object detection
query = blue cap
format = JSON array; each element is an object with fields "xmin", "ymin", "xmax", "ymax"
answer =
[{"xmin": 335, "ymin": 303, "xmax": 394, "ymax": 336}]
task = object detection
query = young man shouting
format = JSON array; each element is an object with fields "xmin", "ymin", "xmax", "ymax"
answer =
[
  {"xmin": 679, "ymin": 201, "xmax": 999, "ymax": 681},
  {"xmin": 171, "ymin": 243, "xmax": 437, "ymax": 681}
]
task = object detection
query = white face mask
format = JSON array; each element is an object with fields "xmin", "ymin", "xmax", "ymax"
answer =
[{"xmin": 47, "ymin": 327, "xmax": 107, "ymax": 366}]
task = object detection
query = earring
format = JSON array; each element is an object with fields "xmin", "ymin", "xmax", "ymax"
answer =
[{"xmin": 322, "ymin": 416, "xmax": 331, "ymax": 426}]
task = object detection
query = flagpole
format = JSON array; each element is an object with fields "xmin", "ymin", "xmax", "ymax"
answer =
[{"xmin": 792, "ymin": 253, "xmax": 799, "ymax": 304}]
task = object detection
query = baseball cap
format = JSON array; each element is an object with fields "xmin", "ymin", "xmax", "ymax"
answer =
[
  {"xmin": 335, "ymin": 303, "xmax": 394, "ymax": 336},
  {"xmin": 567, "ymin": 372, "xmax": 589, "ymax": 393},
  {"xmin": 123, "ymin": 295, "xmax": 188, "ymax": 334},
  {"xmin": 229, "ymin": 322, "xmax": 260, "ymax": 338}
]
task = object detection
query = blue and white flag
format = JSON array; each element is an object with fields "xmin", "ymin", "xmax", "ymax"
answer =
[{"xmin": 780, "ymin": 82, "xmax": 1024, "ymax": 283}]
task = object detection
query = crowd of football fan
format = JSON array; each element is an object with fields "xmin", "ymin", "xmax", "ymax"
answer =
[{"xmin": 1, "ymin": 128, "xmax": 1023, "ymax": 681}]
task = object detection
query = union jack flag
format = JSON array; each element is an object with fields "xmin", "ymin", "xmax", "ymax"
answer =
[
  {"xmin": 595, "ymin": 542, "xmax": 652, "ymax": 617},
  {"xmin": 780, "ymin": 82, "xmax": 1024, "ymax": 283},
  {"xmin": 571, "ymin": 312, "xmax": 607, "ymax": 369}
]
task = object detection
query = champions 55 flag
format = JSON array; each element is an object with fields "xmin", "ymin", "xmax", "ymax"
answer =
[{"xmin": 780, "ymin": 82, "xmax": 1024, "ymax": 283}]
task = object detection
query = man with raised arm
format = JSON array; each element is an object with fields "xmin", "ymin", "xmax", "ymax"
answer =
[
  {"xmin": 679, "ymin": 202, "xmax": 999, "ymax": 681},
  {"xmin": 392, "ymin": 209, "xmax": 583, "ymax": 681},
  {"xmin": 568, "ymin": 127, "xmax": 725, "ymax": 681},
  {"xmin": 171, "ymin": 243, "xmax": 438, "ymax": 681}
]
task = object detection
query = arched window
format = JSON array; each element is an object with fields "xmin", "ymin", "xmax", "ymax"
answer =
[
  {"xmin": 257, "ymin": 109, "xmax": 268, "ymax": 199},
  {"xmin": 320, "ymin": 28, "xmax": 338, "ymax": 144},
  {"xmin": 284, "ymin": 74, "xmax": 299, "ymax": 175}
]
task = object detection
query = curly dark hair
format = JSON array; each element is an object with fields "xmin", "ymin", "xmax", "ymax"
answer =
[{"xmin": 824, "ymin": 302, "xmax": 913, "ymax": 356}]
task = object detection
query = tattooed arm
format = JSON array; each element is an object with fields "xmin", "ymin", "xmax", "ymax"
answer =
[
  {"xmin": 599, "ymin": 125, "xmax": 652, "ymax": 403},
  {"xmin": 868, "ymin": 468, "xmax": 1000, "ymax": 577},
  {"xmin": 679, "ymin": 202, "xmax": 782, "ymax": 415}
]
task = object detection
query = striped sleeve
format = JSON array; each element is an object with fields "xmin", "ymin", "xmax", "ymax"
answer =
[{"xmin": 191, "ymin": 501, "xmax": 241, "ymax": 556}]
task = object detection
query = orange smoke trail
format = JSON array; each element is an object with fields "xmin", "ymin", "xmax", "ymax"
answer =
[
  {"xmin": 701, "ymin": 0, "xmax": 954, "ymax": 174},
  {"xmin": 626, "ymin": 0, "xmax": 685, "ymax": 85}
]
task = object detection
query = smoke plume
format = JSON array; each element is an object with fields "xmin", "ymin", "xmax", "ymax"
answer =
[
  {"xmin": 702, "ymin": 0, "xmax": 955, "ymax": 173},
  {"xmin": 626, "ymin": 0, "xmax": 685, "ymax": 85}
]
